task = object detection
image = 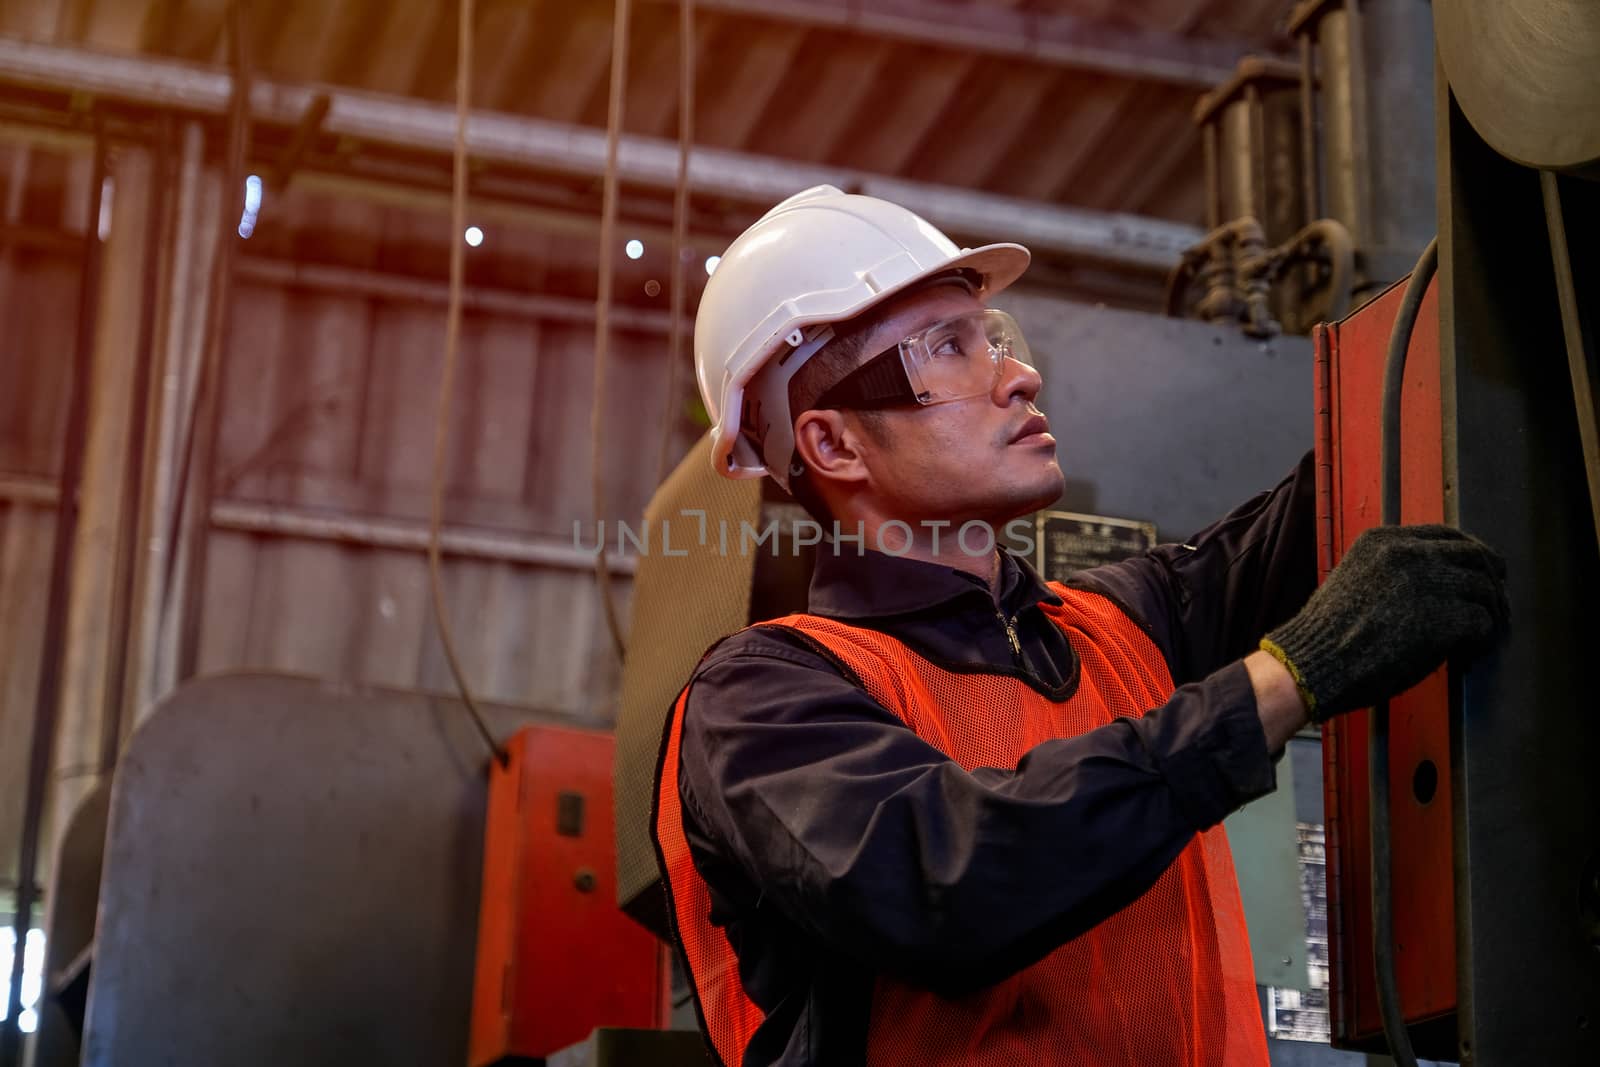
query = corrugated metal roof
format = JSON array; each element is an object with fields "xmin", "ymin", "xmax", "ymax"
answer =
[{"xmin": 0, "ymin": 0, "xmax": 1300, "ymax": 224}]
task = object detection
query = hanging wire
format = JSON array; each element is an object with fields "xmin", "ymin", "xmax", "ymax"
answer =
[
  {"xmin": 654, "ymin": 0, "xmax": 695, "ymax": 489},
  {"xmin": 427, "ymin": 0, "xmax": 507, "ymax": 767},
  {"xmin": 591, "ymin": 0, "xmax": 634, "ymax": 661},
  {"xmin": 159, "ymin": 0, "xmax": 251, "ymax": 676}
]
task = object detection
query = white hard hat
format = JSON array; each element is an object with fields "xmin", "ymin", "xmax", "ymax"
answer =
[{"xmin": 694, "ymin": 185, "xmax": 1030, "ymax": 490}]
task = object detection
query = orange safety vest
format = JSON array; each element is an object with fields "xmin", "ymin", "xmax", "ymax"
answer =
[{"xmin": 655, "ymin": 583, "xmax": 1270, "ymax": 1066}]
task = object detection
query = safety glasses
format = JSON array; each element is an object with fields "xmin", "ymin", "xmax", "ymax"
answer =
[{"xmin": 812, "ymin": 308, "xmax": 1033, "ymax": 411}]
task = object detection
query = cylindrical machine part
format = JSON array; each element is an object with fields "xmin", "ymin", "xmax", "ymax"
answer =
[
  {"xmin": 1194, "ymin": 57, "xmax": 1305, "ymax": 246},
  {"xmin": 1202, "ymin": 123, "xmax": 1220, "ymax": 230},
  {"xmin": 1219, "ymin": 96, "xmax": 1259, "ymax": 223},
  {"xmin": 1358, "ymin": 0, "xmax": 1436, "ymax": 284},
  {"xmin": 1296, "ymin": 0, "xmax": 1436, "ymax": 293},
  {"xmin": 1316, "ymin": 7, "xmax": 1363, "ymax": 249}
]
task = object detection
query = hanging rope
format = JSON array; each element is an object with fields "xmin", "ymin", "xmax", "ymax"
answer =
[
  {"xmin": 654, "ymin": 0, "xmax": 696, "ymax": 489},
  {"xmin": 160, "ymin": 0, "xmax": 251, "ymax": 676},
  {"xmin": 591, "ymin": 0, "xmax": 634, "ymax": 661},
  {"xmin": 427, "ymin": 0, "xmax": 506, "ymax": 766}
]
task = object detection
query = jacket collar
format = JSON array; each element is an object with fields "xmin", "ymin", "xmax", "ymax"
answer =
[{"xmin": 806, "ymin": 542, "xmax": 1062, "ymax": 621}]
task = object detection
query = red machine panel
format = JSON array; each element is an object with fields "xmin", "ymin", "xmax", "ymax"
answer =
[
  {"xmin": 469, "ymin": 725, "xmax": 669, "ymax": 1065},
  {"xmin": 1315, "ymin": 276, "xmax": 1456, "ymax": 1052}
]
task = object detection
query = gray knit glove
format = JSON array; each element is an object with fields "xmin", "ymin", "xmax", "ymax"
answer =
[{"xmin": 1260, "ymin": 524, "xmax": 1509, "ymax": 723}]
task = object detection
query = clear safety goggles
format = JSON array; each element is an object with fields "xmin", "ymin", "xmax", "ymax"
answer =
[{"xmin": 812, "ymin": 308, "xmax": 1033, "ymax": 411}]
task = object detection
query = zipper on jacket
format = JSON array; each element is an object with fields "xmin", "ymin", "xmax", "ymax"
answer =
[{"xmin": 997, "ymin": 609, "xmax": 1023, "ymax": 663}]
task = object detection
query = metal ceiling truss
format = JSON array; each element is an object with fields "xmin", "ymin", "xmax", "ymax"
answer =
[
  {"xmin": 656, "ymin": 0, "xmax": 1254, "ymax": 88},
  {"xmin": 0, "ymin": 37, "xmax": 1202, "ymax": 273}
]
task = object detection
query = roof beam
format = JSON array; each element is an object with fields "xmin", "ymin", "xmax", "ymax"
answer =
[
  {"xmin": 644, "ymin": 0, "xmax": 1253, "ymax": 88},
  {"xmin": 0, "ymin": 37, "xmax": 1202, "ymax": 271}
]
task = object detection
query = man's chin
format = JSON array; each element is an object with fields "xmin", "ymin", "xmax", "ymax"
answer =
[
  {"xmin": 1020, "ymin": 463, "xmax": 1066, "ymax": 514},
  {"xmin": 984, "ymin": 469, "xmax": 1066, "ymax": 526}
]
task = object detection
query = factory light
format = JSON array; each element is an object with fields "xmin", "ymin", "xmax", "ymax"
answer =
[
  {"xmin": 625, "ymin": 238, "xmax": 644, "ymax": 260},
  {"xmin": 464, "ymin": 226, "xmax": 484, "ymax": 247},
  {"xmin": 96, "ymin": 176, "xmax": 114, "ymax": 241},
  {"xmin": 238, "ymin": 174, "xmax": 262, "ymax": 239},
  {"xmin": 705, "ymin": 255, "xmax": 721, "ymax": 275}
]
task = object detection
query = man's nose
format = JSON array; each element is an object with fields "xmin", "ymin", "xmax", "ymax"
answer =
[{"xmin": 994, "ymin": 356, "xmax": 1042, "ymax": 405}]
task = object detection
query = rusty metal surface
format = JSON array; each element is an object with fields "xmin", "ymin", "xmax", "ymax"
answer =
[{"xmin": 80, "ymin": 672, "xmax": 570, "ymax": 1067}]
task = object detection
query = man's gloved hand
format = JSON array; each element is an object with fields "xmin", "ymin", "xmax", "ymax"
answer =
[{"xmin": 1260, "ymin": 524, "xmax": 1509, "ymax": 723}]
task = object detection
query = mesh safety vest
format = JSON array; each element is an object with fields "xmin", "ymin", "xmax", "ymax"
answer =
[{"xmin": 655, "ymin": 583, "xmax": 1270, "ymax": 1066}]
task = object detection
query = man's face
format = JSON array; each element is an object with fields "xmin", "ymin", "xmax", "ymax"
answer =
[{"xmin": 837, "ymin": 284, "xmax": 1064, "ymax": 527}]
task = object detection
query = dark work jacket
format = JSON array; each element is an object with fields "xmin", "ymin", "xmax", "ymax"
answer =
[{"xmin": 671, "ymin": 451, "xmax": 1318, "ymax": 1066}]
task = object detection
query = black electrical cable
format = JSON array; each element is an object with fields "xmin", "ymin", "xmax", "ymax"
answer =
[
  {"xmin": 1372, "ymin": 235, "xmax": 1438, "ymax": 1067},
  {"xmin": 590, "ymin": 0, "xmax": 633, "ymax": 661},
  {"xmin": 426, "ymin": 0, "xmax": 507, "ymax": 768},
  {"xmin": 653, "ymin": 0, "xmax": 695, "ymax": 491}
]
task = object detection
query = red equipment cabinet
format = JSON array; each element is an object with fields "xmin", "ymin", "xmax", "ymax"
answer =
[
  {"xmin": 1314, "ymin": 274, "xmax": 1457, "ymax": 1056},
  {"xmin": 469, "ymin": 725, "xmax": 670, "ymax": 1065}
]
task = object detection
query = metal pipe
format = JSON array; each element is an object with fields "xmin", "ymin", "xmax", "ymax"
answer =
[
  {"xmin": 1220, "ymin": 97, "xmax": 1258, "ymax": 224},
  {"xmin": 1298, "ymin": 32, "xmax": 1321, "ymax": 225},
  {"xmin": 0, "ymin": 479, "xmax": 638, "ymax": 576},
  {"xmin": 1287, "ymin": 216, "xmax": 1356, "ymax": 324},
  {"xmin": 1352, "ymin": 0, "xmax": 1437, "ymax": 285},
  {"xmin": 0, "ymin": 37, "xmax": 1202, "ymax": 272},
  {"xmin": 0, "ymin": 125, "xmax": 105, "ymax": 1067},
  {"xmin": 135, "ymin": 120, "xmax": 210, "ymax": 719},
  {"xmin": 0, "ymin": 475, "xmax": 59, "ymax": 506},
  {"xmin": 1202, "ymin": 122, "xmax": 1220, "ymax": 231},
  {"xmin": 1317, "ymin": 6, "xmax": 1363, "ymax": 253},
  {"xmin": 233, "ymin": 257, "xmax": 684, "ymax": 333},
  {"xmin": 98, "ymin": 121, "xmax": 171, "ymax": 773},
  {"xmin": 209, "ymin": 502, "xmax": 639, "ymax": 575},
  {"xmin": 1342, "ymin": 0, "xmax": 1375, "ymax": 282},
  {"xmin": 1541, "ymin": 171, "xmax": 1600, "ymax": 553}
]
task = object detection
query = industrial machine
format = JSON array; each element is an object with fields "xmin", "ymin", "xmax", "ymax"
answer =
[{"xmin": 1286, "ymin": 4, "xmax": 1600, "ymax": 1062}]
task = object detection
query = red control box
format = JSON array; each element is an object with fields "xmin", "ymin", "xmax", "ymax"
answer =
[{"xmin": 469, "ymin": 725, "xmax": 670, "ymax": 1064}]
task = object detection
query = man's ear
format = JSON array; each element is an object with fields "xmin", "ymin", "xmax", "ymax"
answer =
[{"xmin": 793, "ymin": 409, "xmax": 871, "ymax": 486}]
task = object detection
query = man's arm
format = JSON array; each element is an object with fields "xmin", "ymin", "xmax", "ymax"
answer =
[
  {"xmin": 674, "ymin": 630, "xmax": 1277, "ymax": 995},
  {"xmin": 1070, "ymin": 450, "xmax": 1319, "ymax": 688},
  {"xmin": 1244, "ymin": 649, "xmax": 1311, "ymax": 750}
]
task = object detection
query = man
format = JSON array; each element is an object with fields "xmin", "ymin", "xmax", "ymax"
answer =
[{"xmin": 652, "ymin": 186, "xmax": 1507, "ymax": 1066}]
